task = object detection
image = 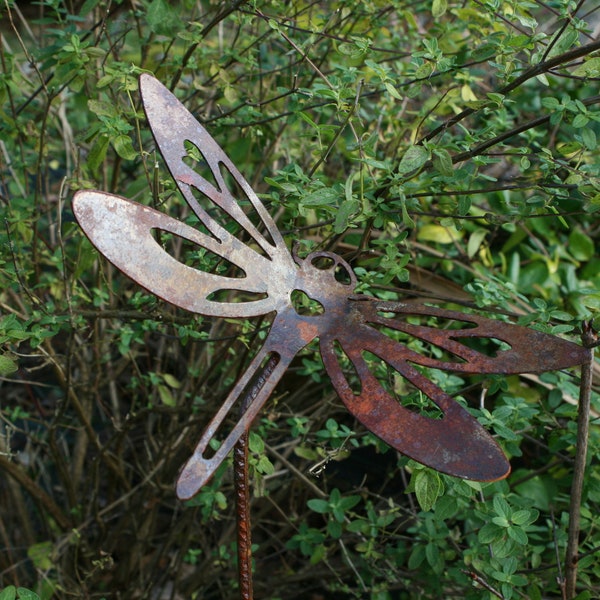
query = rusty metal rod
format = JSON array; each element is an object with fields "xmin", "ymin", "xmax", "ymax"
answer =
[
  {"xmin": 232, "ymin": 353, "xmax": 280, "ymax": 600},
  {"xmin": 234, "ymin": 431, "xmax": 253, "ymax": 600}
]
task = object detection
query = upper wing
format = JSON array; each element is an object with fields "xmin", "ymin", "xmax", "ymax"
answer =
[
  {"xmin": 73, "ymin": 191, "xmax": 286, "ymax": 317},
  {"xmin": 74, "ymin": 73, "xmax": 298, "ymax": 317},
  {"xmin": 139, "ymin": 74, "xmax": 291, "ymax": 269},
  {"xmin": 318, "ymin": 299, "xmax": 587, "ymax": 481}
]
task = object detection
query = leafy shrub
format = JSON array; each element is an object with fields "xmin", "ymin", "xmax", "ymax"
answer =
[{"xmin": 0, "ymin": 1, "xmax": 598, "ymax": 598}]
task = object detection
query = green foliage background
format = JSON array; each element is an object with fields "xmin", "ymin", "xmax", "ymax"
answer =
[{"xmin": 0, "ymin": 1, "xmax": 599, "ymax": 598}]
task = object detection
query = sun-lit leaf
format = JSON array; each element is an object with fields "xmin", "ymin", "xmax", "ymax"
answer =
[
  {"xmin": 157, "ymin": 384, "xmax": 176, "ymax": 407},
  {"xmin": 397, "ymin": 145, "xmax": 430, "ymax": 176},
  {"xmin": 432, "ymin": 0, "xmax": 447, "ymax": 18},
  {"xmin": 417, "ymin": 224, "xmax": 462, "ymax": 244}
]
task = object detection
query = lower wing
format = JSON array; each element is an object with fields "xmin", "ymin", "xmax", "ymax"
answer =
[
  {"xmin": 318, "ymin": 300, "xmax": 587, "ymax": 481},
  {"xmin": 320, "ymin": 324, "xmax": 510, "ymax": 481}
]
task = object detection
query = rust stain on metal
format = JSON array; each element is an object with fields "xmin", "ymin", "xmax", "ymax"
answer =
[{"xmin": 73, "ymin": 74, "xmax": 589, "ymax": 502}]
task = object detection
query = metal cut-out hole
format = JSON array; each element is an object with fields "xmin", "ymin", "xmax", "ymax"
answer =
[{"xmin": 291, "ymin": 289, "xmax": 324, "ymax": 316}]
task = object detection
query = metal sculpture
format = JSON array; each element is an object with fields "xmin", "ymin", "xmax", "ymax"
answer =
[{"xmin": 73, "ymin": 74, "xmax": 588, "ymax": 597}]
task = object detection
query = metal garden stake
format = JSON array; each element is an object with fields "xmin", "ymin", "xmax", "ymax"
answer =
[{"xmin": 73, "ymin": 74, "xmax": 589, "ymax": 599}]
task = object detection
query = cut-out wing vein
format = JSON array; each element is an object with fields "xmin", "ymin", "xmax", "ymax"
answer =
[{"xmin": 363, "ymin": 301, "xmax": 589, "ymax": 373}]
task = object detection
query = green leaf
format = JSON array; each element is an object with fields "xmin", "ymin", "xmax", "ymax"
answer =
[
  {"xmin": 162, "ymin": 373, "xmax": 181, "ymax": 389},
  {"xmin": 157, "ymin": 384, "xmax": 176, "ymax": 407},
  {"xmin": 294, "ymin": 445, "xmax": 319, "ymax": 461},
  {"xmin": 0, "ymin": 586, "xmax": 16, "ymax": 600},
  {"xmin": 581, "ymin": 128, "xmax": 596, "ymax": 151},
  {"xmin": 569, "ymin": 228, "xmax": 594, "ymax": 261},
  {"xmin": 397, "ymin": 145, "xmax": 429, "ymax": 176},
  {"xmin": 507, "ymin": 525, "xmax": 528, "ymax": 545},
  {"xmin": 417, "ymin": 223, "xmax": 461, "ymax": 244},
  {"xmin": 491, "ymin": 535, "xmax": 516, "ymax": 559},
  {"xmin": 309, "ymin": 543, "xmax": 326, "ymax": 564},
  {"xmin": 248, "ymin": 431, "xmax": 265, "ymax": 454},
  {"xmin": 573, "ymin": 57, "xmax": 600, "ymax": 77},
  {"xmin": 87, "ymin": 134, "xmax": 110, "ymax": 175},
  {"xmin": 16, "ymin": 590, "xmax": 40, "ymax": 600},
  {"xmin": 467, "ymin": 228, "xmax": 487, "ymax": 259},
  {"xmin": 339, "ymin": 494, "xmax": 361, "ymax": 512},
  {"xmin": 384, "ymin": 81, "xmax": 402, "ymax": 100},
  {"xmin": 79, "ymin": 0, "xmax": 101, "ymax": 14},
  {"xmin": 527, "ymin": 584, "xmax": 543, "ymax": 600},
  {"xmin": 113, "ymin": 135, "xmax": 137, "ymax": 161},
  {"xmin": 479, "ymin": 522, "xmax": 501, "ymax": 544},
  {"xmin": 432, "ymin": 0, "xmax": 447, "ymax": 18},
  {"xmin": 400, "ymin": 198, "xmax": 416, "ymax": 229},
  {"xmin": 88, "ymin": 99, "xmax": 117, "ymax": 118},
  {"xmin": 27, "ymin": 541, "xmax": 53, "ymax": 570},
  {"xmin": 408, "ymin": 544, "xmax": 425, "ymax": 569},
  {"xmin": 547, "ymin": 27, "xmax": 579, "ymax": 58},
  {"xmin": 435, "ymin": 495, "xmax": 458, "ymax": 520},
  {"xmin": 457, "ymin": 195, "xmax": 471, "ymax": 216},
  {"xmin": 256, "ymin": 455, "xmax": 274, "ymax": 475},
  {"xmin": 541, "ymin": 97, "xmax": 560, "ymax": 110},
  {"xmin": 0, "ymin": 354, "xmax": 18, "ymax": 376},
  {"xmin": 307, "ymin": 498, "xmax": 329, "ymax": 514},
  {"xmin": 147, "ymin": 0, "xmax": 182, "ymax": 36},
  {"xmin": 334, "ymin": 198, "xmax": 359, "ymax": 233},
  {"xmin": 492, "ymin": 515, "xmax": 510, "ymax": 527},
  {"xmin": 572, "ymin": 114, "xmax": 589, "ymax": 128},
  {"xmin": 425, "ymin": 542, "xmax": 443, "ymax": 572},
  {"xmin": 327, "ymin": 519, "xmax": 343, "ymax": 539},
  {"xmin": 511, "ymin": 509, "xmax": 537, "ymax": 526},
  {"xmin": 301, "ymin": 186, "xmax": 339, "ymax": 208},
  {"xmin": 432, "ymin": 148, "xmax": 453, "ymax": 176},
  {"xmin": 414, "ymin": 470, "xmax": 442, "ymax": 511},
  {"xmin": 493, "ymin": 494, "xmax": 511, "ymax": 520}
]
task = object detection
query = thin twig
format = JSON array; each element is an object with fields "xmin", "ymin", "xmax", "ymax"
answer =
[
  {"xmin": 462, "ymin": 570, "xmax": 504, "ymax": 599},
  {"xmin": 564, "ymin": 323, "xmax": 595, "ymax": 598},
  {"xmin": 0, "ymin": 454, "xmax": 72, "ymax": 531},
  {"xmin": 421, "ymin": 38, "xmax": 600, "ymax": 143}
]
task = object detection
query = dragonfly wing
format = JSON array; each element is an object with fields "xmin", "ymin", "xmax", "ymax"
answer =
[
  {"xmin": 73, "ymin": 191, "xmax": 282, "ymax": 318},
  {"xmin": 357, "ymin": 301, "xmax": 588, "ymax": 373},
  {"xmin": 319, "ymin": 297, "xmax": 587, "ymax": 480},
  {"xmin": 140, "ymin": 74, "xmax": 292, "ymax": 270},
  {"xmin": 176, "ymin": 345, "xmax": 289, "ymax": 499},
  {"xmin": 176, "ymin": 307, "xmax": 317, "ymax": 499},
  {"xmin": 320, "ymin": 323, "xmax": 510, "ymax": 481}
]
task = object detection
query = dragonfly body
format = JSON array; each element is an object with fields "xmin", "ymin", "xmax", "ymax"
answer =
[{"xmin": 73, "ymin": 74, "xmax": 588, "ymax": 501}]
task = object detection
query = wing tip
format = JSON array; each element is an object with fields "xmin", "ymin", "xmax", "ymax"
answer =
[
  {"xmin": 176, "ymin": 459, "xmax": 212, "ymax": 501},
  {"xmin": 466, "ymin": 456, "xmax": 511, "ymax": 483},
  {"xmin": 72, "ymin": 189, "xmax": 103, "ymax": 223},
  {"xmin": 139, "ymin": 71, "xmax": 159, "ymax": 93}
]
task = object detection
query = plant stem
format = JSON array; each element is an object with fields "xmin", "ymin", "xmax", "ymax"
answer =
[
  {"xmin": 0, "ymin": 454, "xmax": 72, "ymax": 531},
  {"xmin": 564, "ymin": 323, "xmax": 595, "ymax": 598}
]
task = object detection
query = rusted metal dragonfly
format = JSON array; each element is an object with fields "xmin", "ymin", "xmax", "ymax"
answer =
[{"xmin": 73, "ymin": 74, "xmax": 587, "ymax": 502}]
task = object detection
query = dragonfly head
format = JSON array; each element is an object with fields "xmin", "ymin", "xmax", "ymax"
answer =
[{"xmin": 292, "ymin": 250, "xmax": 357, "ymax": 314}]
